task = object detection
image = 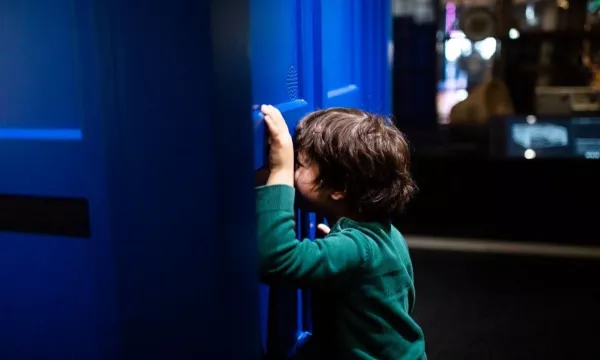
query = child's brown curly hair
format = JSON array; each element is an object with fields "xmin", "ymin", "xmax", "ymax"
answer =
[{"xmin": 295, "ymin": 108, "xmax": 417, "ymax": 221}]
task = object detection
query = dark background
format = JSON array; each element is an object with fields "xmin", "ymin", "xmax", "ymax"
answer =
[{"xmin": 393, "ymin": 12, "xmax": 600, "ymax": 359}]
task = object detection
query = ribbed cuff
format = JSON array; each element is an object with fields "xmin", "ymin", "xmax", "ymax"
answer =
[{"xmin": 256, "ymin": 185, "xmax": 295, "ymax": 213}]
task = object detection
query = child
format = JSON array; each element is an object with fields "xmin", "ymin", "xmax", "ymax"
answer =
[{"xmin": 257, "ymin": 105, "xmax": 426, "ymax": 360}]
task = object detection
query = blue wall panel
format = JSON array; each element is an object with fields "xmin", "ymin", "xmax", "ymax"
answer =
[
  {"xmin": 0, "ymin": 0, "xmax": 80, "ymax": 130},
  {"xmin": 251, "ymin": 0, "xmax": 316, "ymax": 356},
  {"xmin": 251, "ymin": 0, "xmax": 391, "ymax": 358},
  {"xmin": 319, "ymin": 0, "xmax": 362, "ymax": 108},
  {"xmin": 0, "ymin": 0, "xmax": 259, "ymax": 359},
  {"xmin": 0, "ymin": 0, "xmax": 391, "ymax": 357},
  {"xmin": 251, "ymin": 0, "xmax": 316, "ymax": 170},
  {"xmin": 0, "ymin": 1, "xmax": 114, "ymax": 359},
  {"xmin": 101, "ymin": 0, "xmax": 258, "ymax": 358},
  {"xmin": 360, "ymin": 0, "xmax": 393, "ymax": 115}
]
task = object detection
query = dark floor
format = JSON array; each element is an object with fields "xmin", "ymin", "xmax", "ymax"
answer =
[{"xmin": 411, "ymin": 249, "xmax": 600, "ymax": 360}]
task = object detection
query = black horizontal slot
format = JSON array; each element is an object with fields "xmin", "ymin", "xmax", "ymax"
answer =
[{"xmin": 0, "ymin": 194, "xmax": 90, "ymax": 238}]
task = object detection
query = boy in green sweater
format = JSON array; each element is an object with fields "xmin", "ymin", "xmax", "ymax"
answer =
[{"xmin": 257, "ymin": 105, "xmax": 426, "ymax": 360}]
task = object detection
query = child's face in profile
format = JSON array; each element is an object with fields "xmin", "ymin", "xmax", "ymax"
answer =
[{"xmin": 294, "ymin": 152, "xmax": 329, "ymax": 212}]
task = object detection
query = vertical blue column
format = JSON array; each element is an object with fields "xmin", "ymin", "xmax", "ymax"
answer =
[{"xmin": 97, "ymin": 0, "xmax": 259, "ymax": 358}]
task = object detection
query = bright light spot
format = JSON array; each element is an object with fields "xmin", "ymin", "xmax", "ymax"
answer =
[
  {"xmin": 524, "ymin": 149, "xmax": 536, "ymax": 159},
  {"xmin": 445, "ymin": 37, "xmax": 473, "ymax": 62},
  {"xmin": 445, "ymin": 38, "xmax": 463, "ymax": 62},
  {"xmin": 509, "ymin": 28, "xmax": 520, "ymax": 40},
  {"xmin": 525, "ymin": 4, "xmax": 537, "ymax": 26},
  {"xmin": 526, "ymin": 115, "xmax": 536, "ymax": 124},
  {"xmin": 525, "ymin": 5, "xmax": 535, "ymax": 21},
  {"xmin": 449, "ymin": 30, "xmax": 466, "ymax": 39},
  {"xmin": 474, "ymin": 37, "xmax": 497, "ymax": 60},
  {"xmin": 461, "ymin": 40, "xmax": 472, "ymax": 57},
  {"xmin": 456, "ymin": 89, "xmax": 469, "ymax": 101}
]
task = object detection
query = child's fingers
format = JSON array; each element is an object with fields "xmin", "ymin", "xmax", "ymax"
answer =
[
  {"xmin": 261, "ymin": 105, "xmax": 285, "ymax": 126},
  {"xmin": 263, "ymin": 114, "xmax": 272, "ymax": 127},
  {"xmin": 263, "ymin": 110, "xmax": 287, "ymax": 138},
  {"xmin": 261, "ymin": 104, "xmax": 279, "ymax": 120},
  {"xmin": 260, "ymin": 104, "xmax": 271, "ymax": 115},
  {"xmin": 264, "ymin": 115, "xmax": 278, "ymax": 135},
  {"xmin": 262, "ymin": 105, "xmax": 292, "ymax": 148},
  {"xmin": 317, "ymin": 223, "xmax": 331, "ymax": 235}
]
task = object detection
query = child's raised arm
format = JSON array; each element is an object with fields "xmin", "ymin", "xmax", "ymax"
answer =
[{"xmin": 256, "ymin": 184, "xmax": 369, "ymax": 287}]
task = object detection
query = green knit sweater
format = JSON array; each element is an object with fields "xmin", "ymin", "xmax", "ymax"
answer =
[{"xmin": 257, "ymin": 184, "xmax": 426, "ymax": 360}]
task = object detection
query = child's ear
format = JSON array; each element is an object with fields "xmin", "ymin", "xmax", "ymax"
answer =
[{"xmin": 330, "ymin": 191, "xmax": 345, "ymax": 201}]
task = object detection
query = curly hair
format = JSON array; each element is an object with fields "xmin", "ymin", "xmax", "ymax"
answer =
[{"xmin": 295, "ymin": 108, "xmax": 417, "ymax": 221}]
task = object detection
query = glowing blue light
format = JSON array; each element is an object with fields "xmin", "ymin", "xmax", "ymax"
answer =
[{"xmin": 0, "ymin": 128, "xmax": 82, "ymax": 141}]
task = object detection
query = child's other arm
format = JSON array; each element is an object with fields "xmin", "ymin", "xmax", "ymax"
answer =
[{"xmin": 257, "ymin": 184, "xmax": 369, "ymax": 287}]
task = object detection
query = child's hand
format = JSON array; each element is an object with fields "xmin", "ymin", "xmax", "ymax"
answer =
[
  {"xmin": 262, "ymin": 104, "xmax": 294, "ymax": 186},
  {"xmin": 317, "ymin": 224, "xmax": 330, "ymax": 236}
]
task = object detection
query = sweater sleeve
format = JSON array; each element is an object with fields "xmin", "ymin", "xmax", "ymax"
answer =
[{"xmin": 256, "ymin": 184, "xmax": 370, "ymax": 287}]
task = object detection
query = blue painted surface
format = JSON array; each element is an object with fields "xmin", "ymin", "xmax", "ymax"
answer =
[
  {"xmin": 320, "ymin": 0, "xmax": 362, "ymax": 109},
  {"xmin": 0, "ymin": 0, "xmax": 82, "ymax": 129},
  {"xmin": 101, "ymin": 0, "xmax": 258, "ymax": 358},
  {"xmin": 0, "ymin": 1, "xmax": 258, "ymax": 359},
  {"xmin": 251, "ymin": 0, "xmax": 316, "ymax": 171},
  {"xmin": 251, "ymin": 0, "xmax": 391, "ymax": 357},
  {"xmin": 251, "ymin": 0, "xmax": 317, "ymax": 356},
  {"xmin": 0, "ymin": 2, "xmax": 113, "ymax": 360},
  {"xmin": 0, "ymin": 0, "xmax": 389, "ymax": 357}
]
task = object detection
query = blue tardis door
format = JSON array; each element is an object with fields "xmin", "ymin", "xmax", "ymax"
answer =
[
  {"xmin": 0, "ymin": 1, "xmax": 115, "ymax": 358},
  {"xmin": 251, "ymin": 0, "xmax": 317, "ymax": 356},
  {"xmin": 251, "ymin": 0, "xmax": 391, "ymax": 357},
  {"xmin": 0, "ymin": 0, "xmax": 259, "ymax": 359}
]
